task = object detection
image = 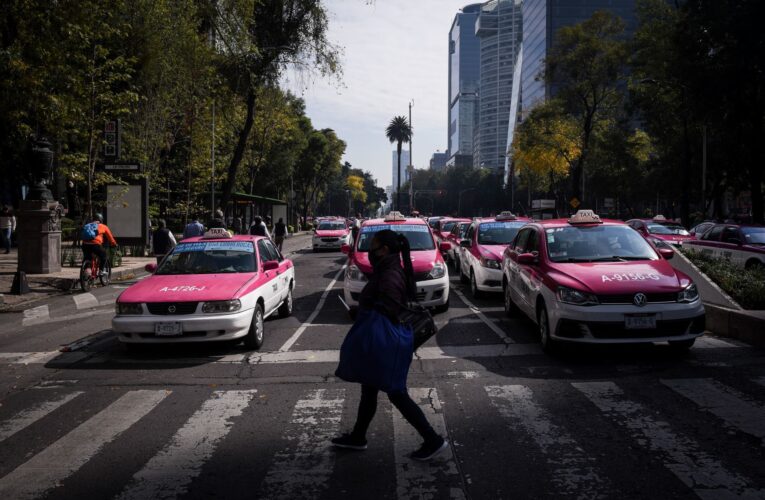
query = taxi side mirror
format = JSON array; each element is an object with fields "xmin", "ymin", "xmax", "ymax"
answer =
[
  {"xmin": 341, "ymin": 244, "xmax": 351, "ymax": 255},
  {"xmin": 658, "ymin": 247, "xmax": 675, "ymax": 260},
  {"xmin": 517, "ymin": 252, "xmax": 537, "ymax": 265},
  {"xmin": 145, "ymin": 263, "xmax": 158, "ymax": 273},
  {"xmin": 459, "ymin": 239, "xmax": 472, "ymax": 248},
  {"xmin": 262, "ymin": 260, "xmax": 279, "ymax": 271},
  {"xmin": 439, "ymin": 242, "xmax": 452, "ymax": 252}
]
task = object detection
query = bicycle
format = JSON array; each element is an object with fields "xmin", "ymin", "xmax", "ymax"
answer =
[{"xmin": 80, "ymin": 249, "xmax": 112, "ymax": 292}]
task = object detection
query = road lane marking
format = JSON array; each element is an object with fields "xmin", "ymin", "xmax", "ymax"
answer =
[
  {"xmin": 0, "ymin": 392, "xmax": 83, "ymax": 443},
  {"xmin": 572, "ymin": 381, "xmax": 765, "ymax": 499},
  {"xmin": 694, "ymin": 337, "xmax": 739, "ymax": 348},
  {"xmin": 73, "ymin": 292, "xmax": 99, "ymax": 309},
  {"xmin": 116, "ymin": 390, "xmax": 256, "ymax": 500},
  {"xmin": 486, "ymin": 385, "xmax": 613, "ymax": 498},
  {"xmin": 21, "ymin": 305, "xmax": 49, "ymax": 326},
  {"xmin": 447, "ymin": 371, "xmax": 480, "ymax": 379},
  {"xmin": 278, "ymin": 264, "xmax": 347, "ymax": 352},
  {"xmin": 452, "ymin": 289, "xmax": 513, "ymax": 343},
  {"xmin": 662, "ymin": 378, "xmax": 765, "ymax": 444},
  {"xmin": 394, "ymin": 388, "xmax": 466, "ymax": 500},
  {"xmin": 0, "ymin": 390, "xmax": 169, "ymax": 499},
  {"xmin": 258, "ymin": 388, "xmax": 344, "ymax": 499},
  {"xmin": 13, "ymin": 351, "xmax": 63, "ymax": 364},
  {"xmin": 21, "ymin": 308, "xmax": 113, "ymax": 327}
]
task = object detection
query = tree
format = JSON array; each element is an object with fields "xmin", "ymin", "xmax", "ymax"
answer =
[
  {"xmin": 544, "ymin": 11, "xmax": 629, "ymax": 206},
  {"xmin": 293, "ymin": 127, "xmax": 345, "ymax": 223},
  {"xmin": 385, "ymin": 115, "xmax": 412, "ymax": 212}
]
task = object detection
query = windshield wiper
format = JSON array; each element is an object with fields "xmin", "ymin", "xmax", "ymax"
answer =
[{"xmin": 557, "ymin": 257, "xmax": 593, "ymax": 263}]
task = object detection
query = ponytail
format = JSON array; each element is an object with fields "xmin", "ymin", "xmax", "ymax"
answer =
[{"xmin": 397, "ymin": 234, "xmax": 417, "ymax": 300}]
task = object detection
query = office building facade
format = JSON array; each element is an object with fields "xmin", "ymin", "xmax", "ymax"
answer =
[
  {"xmin": 430, "ymin": 152, "xmax": 448, "ymax": 171},
  {"xmin": 447, "ymin": 4, "xmax": 482, "ymax": 166}
]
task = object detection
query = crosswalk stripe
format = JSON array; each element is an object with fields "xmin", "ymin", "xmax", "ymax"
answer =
[
  {"xmin": 73, "ymin": 292, "xmax": 99, "ymax": 310},
  {"xmin": 572, "ymin": 381, "xmax": 765, "ymax": 499},
  {"xmin": 662, "ymin": 378, "xmax": 765, "ymax": 443},
  {"xmin": 258, "ymin": 388, "xmax": 345, "ymax": 499},
  {"xmin": 393, "ymin": 388, "xmax": 466, "ymax": 500},
  {"xmin": 21, "ymin": 305, "xmax": 49, "ymax": 326},
  {"xmin": 0, "ymin": 389, "xmax": 169, "ymax": 499},
  {"xmin": 485, "ymin": 385, "xmax": 613, "ymax": 498},
  {"xmin": 116, "ymin": 390, "xmax": 257, "ymax": 500},
  {"xmin": 0, "ymin": 392, "xmax": 83, "ymax": 443}
]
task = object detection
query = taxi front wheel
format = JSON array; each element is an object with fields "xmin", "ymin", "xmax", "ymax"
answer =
[
  {"xmin": 278, "ymin": 289, "xmax": 293, "ymax": 318},
  {"xmin": 243, "ymin": 304, "xmax": 265, "ymax": 350},
  {"xmin": 504, "ymin": 283, "xmax": 518, "ymax": 317},
  {"xmin": 538, "ymin": 305, "xmax": 557, "ymax": 354}
]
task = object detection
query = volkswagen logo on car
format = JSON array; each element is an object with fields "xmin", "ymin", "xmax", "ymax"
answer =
[{"xmin": 633, "ymin": 293, "xmax": 647, "ymax": 307}]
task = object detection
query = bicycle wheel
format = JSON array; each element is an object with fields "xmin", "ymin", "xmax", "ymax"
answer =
[
  {"xmin": 99, "ymin": 258, "xmax": 112, "ymax": 286},
  {"xmin": 80, "ymin": 260, "xmax": 93, "ymax": 292}
]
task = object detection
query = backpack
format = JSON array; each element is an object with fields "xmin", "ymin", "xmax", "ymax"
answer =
[{"xmin": 81, "ymin": 222, "xmax": 99, "ymax": 241}]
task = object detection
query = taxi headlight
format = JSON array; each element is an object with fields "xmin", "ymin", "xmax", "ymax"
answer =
[
  {"xmin": 557, "ymin": 286, "xmax": 599, "ymax": 306},
  {"xmin": 346, "ymin": 264, "xmax": 367, "ymax": 282},
  {"xmin": 677, "ymin": 284, "xmax": 699, "ymax": 303},
  {"xmin": 480, "ymin": 256, "xmax": 501, "ymax": 269},
  {"xmin": 116, "ymin": 302, "xmax": 143, "ymax": 315},
  {"xmin": 202, "ymin": 299, "xmax": 242, "ymax": 313},
  {"xmin": 427, "ymin": 262, "xmax": 446, "ymax": 280}
]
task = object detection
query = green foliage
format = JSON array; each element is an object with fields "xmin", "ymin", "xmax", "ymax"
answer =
[{"xmin": 682, "ymin": 250, "xmax": 765, "ymax": 310}]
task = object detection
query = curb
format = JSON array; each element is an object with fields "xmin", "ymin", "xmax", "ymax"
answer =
[
  {"xmin": 703, "ymin": 303, "xmax": 765, "ymax": 347},
  {"xmin": 676, "ymin": 249, "xmax": 741, "ymax": 309}
]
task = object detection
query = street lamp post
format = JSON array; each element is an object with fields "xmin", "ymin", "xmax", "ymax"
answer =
[{"xmin": 408, "ymin": 99, "xmax": 414, "ymax": 213}]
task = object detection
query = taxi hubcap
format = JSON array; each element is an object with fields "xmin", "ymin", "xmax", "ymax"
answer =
[
  {"xmin": 256, "ymin": 311, "xmax": 264, "ymax": 341},
  {"xmin": 287, "ymin": 291, "xmax": 292, "ymax": 312},
  {"xmin": 504, "ymin": 286, "xmax": 511, "ymax": 311},
  {"xmin": 540, "ymin": 309, "xmax": 549, "ymax": 345}
]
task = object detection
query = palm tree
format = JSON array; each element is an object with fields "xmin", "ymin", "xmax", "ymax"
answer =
[{"xmin": 385, "ymin": 116, "xmax": 412, "ymax": 212}]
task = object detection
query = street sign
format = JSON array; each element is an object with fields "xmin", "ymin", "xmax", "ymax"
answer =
[
  {"xmin": 532, "ymin": 199, "xmax": 555, "ymax": 209},
  {"xmin": 604, "ymin": 198, "xmax": 615, "ymax": 208},
  {"xmin": 104, "ymin": 163, "xmax": 141, "ymax": 172},
  {"xmin": 104, "ymin": 119, "xmax": 121, "ymax": 159},
  {"xmin": 570, "ymin": 197, "xmax": 580, "ymax": 209}
]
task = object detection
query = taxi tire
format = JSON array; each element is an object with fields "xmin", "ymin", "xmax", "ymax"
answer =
[
  {"xmin": 243, "ymin": 304, "xmax": 265, "ymax": 350},
  {"xmin": 503, "ymin": 282, "xmax": 518, "ymax": 317},
  {"xmin": 470, "ymin": 271, "xmax": 483, "ymax": 299},
  {"xmin": 459, "ymin": 265, "xmax": 468, "ymax": 284},
  {"xmin": 278, "ymin": 288, "xmax": 293, "ymax": 318},
  {"xmin": 538, "ymin": 305, "xmax": 557, "ymax": 354}
]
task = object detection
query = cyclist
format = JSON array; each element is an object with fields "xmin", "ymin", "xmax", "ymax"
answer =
[{"xmin": 81, "ymin": 213, "xmax": 117, "ymax": 275}]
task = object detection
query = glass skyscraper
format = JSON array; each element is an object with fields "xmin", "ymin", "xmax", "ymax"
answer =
[{"xmin": 447, "ymin": 4, "xmax": 482, "ymax": 167}]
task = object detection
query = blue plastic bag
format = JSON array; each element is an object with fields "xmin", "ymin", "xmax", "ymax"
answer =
[{"xmin": 335, "ymin": 308, "xmax": 414, "ymax": 393}]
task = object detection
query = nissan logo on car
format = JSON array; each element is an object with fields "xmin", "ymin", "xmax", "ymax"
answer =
[
  {"xmin": 633, "ymin": 293, "xmax": 647, "ymax": 307},
  {"xmin": 168, "ymin": 305, "xmax": 176, "ymax": 313}
]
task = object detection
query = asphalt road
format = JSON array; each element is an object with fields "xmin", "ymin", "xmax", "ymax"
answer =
[{"xmin": 1, "ymin": 235, "xmax": 765, "ymax": 499}]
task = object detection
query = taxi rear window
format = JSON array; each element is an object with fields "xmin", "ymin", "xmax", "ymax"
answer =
[{"xmin": 356, "ymin": 224, "xmax": 434, "ymax": 251}]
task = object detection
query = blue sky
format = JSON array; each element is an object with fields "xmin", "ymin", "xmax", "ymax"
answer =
[{"xmin": 284, "ymin": 0, "xmax": 470, "ymax": 188}]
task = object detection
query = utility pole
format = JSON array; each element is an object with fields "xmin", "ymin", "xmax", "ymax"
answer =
[
  {"xmin": 211, "ymin": 100, "xmax": 216, "ymax": 217},
  {"xmin": 408, "ymin": 100, "xmax": 414, "ymax": 213},
  {"xmin": 702, "ymin": 125, "xmax": 707, "ymax": 216}
]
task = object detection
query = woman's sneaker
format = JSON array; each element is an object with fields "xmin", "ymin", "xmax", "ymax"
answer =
[
  {"xmin": 331, "ymin": 433, "xmax": 367, "ymax": 450},
  {"xmin": 410, "ymin": 437, "xmax": 448, "ymax": 461}
]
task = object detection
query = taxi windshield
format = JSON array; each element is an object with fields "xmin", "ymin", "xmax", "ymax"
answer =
[
  {"xmin": 156, "ymin": 241, "xmax": 256, "ymax": 274},
  {"xmin": 742, "ymin": 227, "xmax": 765, "ymax": 245},
  {"xmin": 441, "ymin": 221, "xmax": 457, "ymax": 233},
  {"xmin": 647, "ymin": 223, "xmax": 690, "ymax": 236},
  {"xmin": 356, "ymin": 224, "xmax": 435, "ymax": 251},
  {"xmin": 546, "ymin": 225, "xmax": 658, "ymax": 263},
  {"xmin": 318, "ymin": 222, "xmax": 346, "ymax": 231},
  {"xmin": 478, "ymin": 221, "xmax": 525, "ymax": 245}
]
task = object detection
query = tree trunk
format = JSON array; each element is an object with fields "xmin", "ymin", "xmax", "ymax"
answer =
[
  {"xmin": 680, "ymin": 118, "xmax": 691, "ymax": 226},
  {"xmin": 220, "ymin": 89, "xmax": 257, "ymax": 211},
  {"xmin": 396, "ymin": 141, "xmax": 402, "ymax": 212}
]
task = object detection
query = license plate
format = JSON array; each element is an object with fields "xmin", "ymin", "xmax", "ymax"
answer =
[
  {"xmin": 155, "ymin": 322, "xmax": 182, "ymax": 336},
  {"xmin": 624, "ymin": 314, "xmax": 656, "ymax": 330}
]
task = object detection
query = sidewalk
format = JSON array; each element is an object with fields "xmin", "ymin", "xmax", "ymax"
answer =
[{"xmin": 0, "ymin": 248, "xmax": 155, "ymax": 310}]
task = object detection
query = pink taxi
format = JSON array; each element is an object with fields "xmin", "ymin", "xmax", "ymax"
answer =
[
  {"xmin": 113, "ymin": 229, "xmax": 295, "ymax": 348},
  {"xmin": 458, "ymin": 212, "xmax": 532, "ymax": 297},
  {"xmin": 626, "ymin": 215, "xmax": 693, "ymax": 247},
  {"xmin": 342, "ymin": 212, "xmax": 451, "ymax": 313},
  {"xmin": 683, "ymin": 223, "xmax": 765, "ymax": 269},
  {"xmin": 502, "ymin": 211, "xmax": 705, "ymax": 353},
  {"xmin": 312, "ymin": 218, "xmax": 351, "ymax": 252}
]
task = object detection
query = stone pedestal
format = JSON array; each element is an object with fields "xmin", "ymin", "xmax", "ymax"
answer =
[{"xmin": 17, "ymin": 200, "xmax": 62, "ymax": 274}]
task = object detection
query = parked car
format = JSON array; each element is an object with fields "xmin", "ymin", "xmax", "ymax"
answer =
[
  {"xmin": 445, "ymin": 220, "xmax": 472, "ymax": 271},
  {"xmin": 312, "ymin": 218, "xmax": 351, "ymax": 252},
  {"xmin": 502, "ymin": 210, "xmax": 705, "ymax": 353},
  {"xmin": 342, "ymin": 211, "xmax": 450, "ymax": 312},
  {"xmin": 626, "ymin": 215, "xmax": 693, "ymax": 247},
  {"xmin": 683, "ymin": 223, "xmax": 765, "ymax": 269},
  {"xmin": 113, "ymin": 229, "xmax": 294, "ymax": 348}
]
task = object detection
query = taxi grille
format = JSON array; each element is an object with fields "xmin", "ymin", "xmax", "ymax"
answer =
[
  {"xmin": 597, "ymin": 293, "xmax": 677, "ymax": 305},
  {"xmin": 146, "ymin": 302, "xmax": 199, "ymax": 315},
  {"xmin": 321, "ymin": 237, "xmax": 339, "ymax": 242},
  {"xmin": 414, "ymin": 272, "xmax": 431, "ymax": 282}
]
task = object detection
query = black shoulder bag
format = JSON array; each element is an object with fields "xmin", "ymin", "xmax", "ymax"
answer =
[{"xmin": 398, "ymin": 301, "xmax": 438, "ymax": 351}]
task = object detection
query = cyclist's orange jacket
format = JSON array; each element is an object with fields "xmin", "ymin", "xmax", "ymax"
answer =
[{"xmin": 83, "ymin": 223, "xmax": 117, "ymax": 247}]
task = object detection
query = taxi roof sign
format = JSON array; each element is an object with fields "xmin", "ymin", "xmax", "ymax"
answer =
[
  {"xmin": 202, "ymin": 228, "xmax": 233, "ymax": 239},
  {"xmin": 495, "ymin": 211, "xmax": 517, "ymax": 221},
  {"xmin": 568, "ymin": 210, "xmax": 602, "ymax": 224},
  {"xmin": 653, "ymin": 214, "xmax": 667, "ymax": 221},
  {"xmin": 384, "ymin": 211, "xmax": 407, "ymax": 222}
]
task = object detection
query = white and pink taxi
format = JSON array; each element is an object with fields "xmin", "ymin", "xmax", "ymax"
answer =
[
  {"xmin": 113, "ymin": 229, "xmax": 294, "ymax": 348},
  {"xmin": 502, "ymin": 211, "xmax": 705, "ymax": 353},
  {"xmin": 341, "ymin": 212, "xmax": 451, "ymax": 313},
  {"xmin": 458, "ymin": 212, "xmax": 532, "ymax": 297},
  {"xmin": 312, "ymin": 218, "xmax": 351, "ymax": 252},
  {"xmin": 682, "ymin": 223, "xmax": 765, "ymax": 269}
]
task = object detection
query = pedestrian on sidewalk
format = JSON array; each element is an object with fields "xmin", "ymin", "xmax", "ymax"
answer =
[
  {"xmin": 249, "ymin": 216, "xmax": 271, "ymax": 239},
  {"xmin": 232, "ymin": 214, "xmax": 243, "ymax": 235},
  {"xmin": 273, "ymin": 218, "xmax": 287, "ymax": 252},
  {"xmin": 332, "ymin": 229, "xmax": 447, "ymax": 461},
  {"xmin": 208, "ymin": 209, "xmax": 226, "ymax": 230},
  {"xmin": 0, "ymin": 206, "xmax": 15, "ymax": 254},
  {"xmin": 183, "ymin": 216, "xmax": 205, "ymax": 239},
  {"xmin": 152, "ymin": 219, "xmax": 176, "ymax": 264}
]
